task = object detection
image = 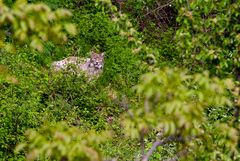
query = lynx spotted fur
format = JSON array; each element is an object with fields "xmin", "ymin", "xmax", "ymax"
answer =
[{"xmin": 51, "ymin": 52, "xmax": 104, "ymax": 77}]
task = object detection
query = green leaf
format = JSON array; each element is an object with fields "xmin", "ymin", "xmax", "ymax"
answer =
[{"xmin": 64, "ymin": 23, "xmax": 77, "ymax": 36}]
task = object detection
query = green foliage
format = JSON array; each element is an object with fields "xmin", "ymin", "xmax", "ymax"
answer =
[
  {"xmin": 46, "ymin": 72, "xmax": 115, "ymax": 129},
  {"xmin": 150, "ymin": 28, "xmax": 178, "ymax": 68},
  {"xmin": 123, "ymin": 68, "xmax": 238, "ymax": 160},
  {"xmin": 16, "ymin": 122, "xmax": 111, "ymax": 161},
  {"xmin": 0, "ymin": 0, "xmax": 76, "ymax": 52},
  {"xmin": 100, "ymin": 138, "xmax": 140, "ymax": 161},
  {"xmin": 99, "ymin": 36, "xmax": 145, "ymax": 92},
  {"xmin": 124, "ymin": 68, "xmax": 234, "ymax": 137},
  {"xmin": 0, "ymin": 1, "xmax": 146, "ymax": 159},
  {"xmin": 1, "ymin": 0, "xmax": 239, "ymax": 160},
  {"xmin": 175, "ymin": 0, "xmax": 240, "ymax": 77},
  {"xmin": 189, "ymin": 123, "xmax": 239, "ymax": 161},
  {"xmin": 75, "ymin": 11, "xmax": 117, "ymax": 55},
  {"xmin": 0, "ymin": 51, "xmax": 49, "ymax": 159},
  {"xmin": 0, "ymin": 48, "xmax": 122, "ymax": 159},
  {"xmin": 0, "ymin": 65, "xmax": 18, "ymax": 83}
]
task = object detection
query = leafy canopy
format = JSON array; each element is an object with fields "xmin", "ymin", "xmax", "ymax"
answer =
[
  {"xmin": 123, "ymin": 68, "xmax": 238, "ymax": 160},
  {"xmin": 0, "ymin": 0, "xmax": 76, "ymax": 52}
]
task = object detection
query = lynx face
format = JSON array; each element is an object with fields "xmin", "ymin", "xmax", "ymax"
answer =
[{"xmin": 89, "ymin": 53, "xmax": 104, "ymax": 69}]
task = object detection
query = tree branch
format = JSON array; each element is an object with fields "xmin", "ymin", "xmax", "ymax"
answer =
[
  {"xmin": 142, "ymin": 135, "xmax": 193, "ymax": 161},
  {"xmin": 140, "ymin": 133, "xmax": 145, "ymax": 159},
  {"xmin": 234, "ymin": 105, "xmax": 239, "ymax": 126},
  {"xmin": 144, "ymin": 0, "xmax": 174, "ymax": 17},
  {"xmin": 142, "ymin": 135, "xmax": 177, "ymax": 161}
]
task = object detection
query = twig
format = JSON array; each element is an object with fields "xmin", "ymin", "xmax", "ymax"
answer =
[
  {"xmin": 144, "ymin": 0, "xmax": 174, "ymax": 17},
  {"xmin": 234, "ymin": 105, "xmax": 239, "ymax": 126},
  {"xmin": 142, "ymin": 135, "xmax": 176, "ymax": 161},
  {"xmin": 140, "ymin": 134, "xmax": 145, "ymax": 159}
]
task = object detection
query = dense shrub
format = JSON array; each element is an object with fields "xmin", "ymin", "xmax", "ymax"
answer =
[
  {"xmin": 0, "ymin": 47, "xmax": 125, "ymax": 159},
  {"xmin": 99, "ymin": 36, "xmax": 146, "ymax": 92},
  {"xmin": 123, "ymin": 68, "xmax": 238, "ymax": 160},
  {"xmin": 2, "ymin": 0, "xmax": 239, "ymax": 160},
  {"xmin": 45, "ymin": 72, "xmax": 114, "ymax": 128},
  {"xmin": 122, "ymin": 0, "xmax": 177, "ymax": 45},
  {"xmin": 0, "ymin": 51, "xmax": 48, "ymax": 159},
  {"xmin": 175, "ymin": 0, "xmax": 240, "ymax": 78},
  {"xmin": 75, "ymin": 12, "xmax": 118, "ymax": 56},
  {"xmin": 15, "ymin": 122, "xmax": 111, "ymax": 161}
]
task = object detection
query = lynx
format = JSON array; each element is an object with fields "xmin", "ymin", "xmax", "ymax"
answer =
[{"xmin": 51, "ymin": 52, "xmax": 105, "ymax": 77}]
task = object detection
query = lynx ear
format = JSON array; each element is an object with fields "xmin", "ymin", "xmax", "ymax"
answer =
[{"xmin": 101, "ymin": 53, "xmax": 105, "ymax": 57}]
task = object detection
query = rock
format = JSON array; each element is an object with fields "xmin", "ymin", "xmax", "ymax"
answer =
[{"xmin": 51, "ymin": 52, "xmax": 104, "ymax": 78}]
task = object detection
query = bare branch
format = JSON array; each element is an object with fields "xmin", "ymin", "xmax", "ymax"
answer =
[
  {"xmin": 142, "ymin": 135, "xmax": 194, "ymax": 161},
  {"xmin": 142, "ymin": 135, "xmax": 177, "ymax": 161},
  {"xmin": 140, "ymin": 134, "xmax": 145, "ymax": 160},
  {"xmin": 234, "ymin": 105, "xmax": 239, "ymax": 126},
  {"xmin": 144, "ymin": 0, "xmax": 174, "ymax": 17}
]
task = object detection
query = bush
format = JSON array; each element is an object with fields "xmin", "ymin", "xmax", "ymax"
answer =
[
  {"xmin": 16, "ymin": 122, "xmax": 111, "ymax": 161},
  {"xmin": 0, "ymin": 51, "xmax": 48, "ymax": 159},
  {"xmin": 175, "ymin": 0, "xmax": 240, "ymax": 78},
  {"xmin": 99, "ymin": 36, "xmax": 146, "ymax": 92}
]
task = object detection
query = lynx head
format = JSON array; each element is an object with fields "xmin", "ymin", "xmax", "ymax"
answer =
[{"xmin": 89, "ymin": 53, "xmax": 104, "ymax": 69}]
